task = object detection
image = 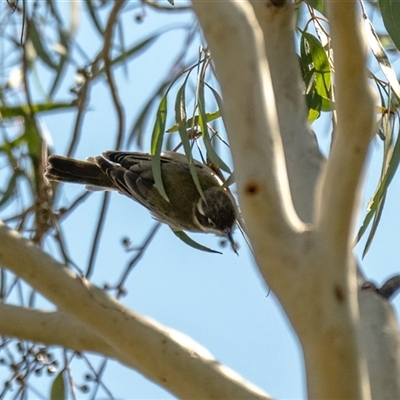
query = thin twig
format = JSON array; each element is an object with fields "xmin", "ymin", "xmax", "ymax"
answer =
[
  {"xmin": 101, "ymin": 0, "xmax": 126, "ymax": 150},
  {"xmin": 85, "ymin": 192, "xmax": 111, "ymax": 278},
  {"xmin": 115, "ymin": 223, "xmax": 161, "ymax": 295}
]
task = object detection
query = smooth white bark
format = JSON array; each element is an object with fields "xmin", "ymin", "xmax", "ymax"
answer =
[
  {"xmin": 359, "ymin": 290, "xmax": 400, "ymax": 399},
  {"xmin": 316, "ymin": 2, "xmax": 375, "ymax": 254},
  {"xmin": 0, "ymin": 303, "xmax": 117, "ymax": 358},
  {"xmin": 250, "ymin": 1, "xmax": 324, "ymax": 223}
]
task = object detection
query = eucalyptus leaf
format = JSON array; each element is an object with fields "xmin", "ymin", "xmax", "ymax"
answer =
[
  {"xmin": 95, "ymin": 32, "xmax": 163, "ymax": 79},
  {"xmin": 0, "ymin": 103, "xmax": 74, "ymax": 119},
  {"xmin": 83, "ymin": 0, "xmax": 104, "ymax": 35},
  {"xmin": 174, "ymin": 79, "xmax": 206, "ymax": 202},
  {"xmin": 300, "ymin": 31, "xmax": 332, "ymax": 121},
  {"xmin": 172, "ymin": 230, "xmax": 222, "ymax": 254},
  {"xmin": 198, "ymin": 82, "xmax": 231, "ymax": 173},
  {"xmin": 357, "ymin": 120, "xmax": 400, "ymax": 245},
  {"xmin": 0, "ymin": 172, "xmax": 20, "ymax": 209},
  {"xmin": 166, "ymin": 111, "xmax": 221, "ymax": 133},
  {"xmin": 27, "ymin": 19, "xmax": 57, "ymax": 69},
  {"xmin": 364, "ymin": 12, "xmax": 400, "ymax": 100},
  {"xmin": 305, "ymin": 0, "xmax": 325, "ymax": 14},
  {"xmin": 379, "ymin": 0, "xmax": 400, "ymax": 53},
  {"xmin": 50, "ymin": 370, "xmax": 66, "ymax": 400},
  {"xmin": 129, "ymin": 80, "xmax": 172, "ymax": 147},
  {"xmin": 151, "ymin": 94, "xmax": 169, "ymax": 201}
]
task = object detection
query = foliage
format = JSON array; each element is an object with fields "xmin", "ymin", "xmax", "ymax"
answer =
[{"xmin": 0, "ymin": 0, "xmax": 399, "ymax": 397}]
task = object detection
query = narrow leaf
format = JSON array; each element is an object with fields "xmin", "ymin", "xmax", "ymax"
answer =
[
  {"xmin": 0, "ymin": 172, "xmax": 19, "ymax": 209},
  {"xmin": 27, "ymin": 19, "xmax": 57, "ymax": 69},
  {"xmin": 50, "ymin": 370, "xmax": 66, "ymax": 400},
  {"xmin": 198, "ymin": 83, "xmax": 231, "ymax": 173},
  {"xmin": 150, "ymin": 94, "xmax": 169, "ymax": 201},
  {"xmin": 166, "ymin": 110, "xmax": 221, "ymax": 133},
  {"xmin": 362, "ymin": 194, "xmax": 386, "ymax": 258},
  {"xmin": 129, "ymin": 80, "xmax": 172, "ymax": 147},
  {"xmin": 0, "ymin": 102, "xmax": 75, "ymax": 119},
  {"xmin": 83, "ymin": 0, "xmax": 104, "ymax": 35},
  {"xmin": 364, "ymin": 12, "xmax": 400, "ymax": 99},
  {"xmin": 379, "ymin": 0, "xmax": 400, "ymax": 53},
  {"xmin": 49, "ymin": 29, "xmax": 70, "ymax": 97},
  {"xmin": 357, "ymin": 120, "xmax": 400, "ymax": 243},
  {"xmin": 172, "ymin": 230, "xmax": 222, "ymax": 254},
  {"xmin": 305, "ymin": 0, "xmax": 325, "ymax": 14},
  {"xmin": 224, "ymin": 172, "xmax": 236, "ymax": 188},
  {"xmin": 95, "ymin": 33, "xmax": 162, "ymax": 78},
  {"xmin": 206, "ymin": 83, "xmax": 225, "ymax": 114},
  {"xmin": 174, "ymin": 79, "xmax": 206, "ymax": 202}
]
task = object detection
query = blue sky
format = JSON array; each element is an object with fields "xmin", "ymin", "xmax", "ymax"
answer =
[{"xmin": 2, "ymin": 1, "xmax": 400, "ymax": 399}]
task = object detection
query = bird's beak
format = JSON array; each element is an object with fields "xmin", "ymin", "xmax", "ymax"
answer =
[{"xmin": 225, "ymin": 229, "xmax": 239, "ymax": 255}]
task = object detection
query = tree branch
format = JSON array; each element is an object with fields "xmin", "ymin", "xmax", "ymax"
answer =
[
  {"xmin": 359, "ymin": 290, "xmax": 400, "ymax": 399},
  {"xmin": 0, "ymin": 303, "xmax": 117, "ymax": 358},
  {"xmin": 302, "ymin": 3, "xmax": 376, "ymax": 395},
  {"xmin": 315, "ymin": 1, "xmax": 375, "ymax": 248},
  {"xmin": 0, "ymin": 221, "xmax": 271, "ymax": 400},
  {"xmin": 250, "ymin": 0, "xmax": 324, "ymax": 223}
]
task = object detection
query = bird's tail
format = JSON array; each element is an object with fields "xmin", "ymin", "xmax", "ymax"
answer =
[{"xmin": 45, "ymin": 155, "xmax": 116, "ymax": 189}]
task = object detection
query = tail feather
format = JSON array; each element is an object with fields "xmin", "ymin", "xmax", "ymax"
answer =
[{"xmin": 45, "ymin": 155, "xmax": 116, "ymax": 189}]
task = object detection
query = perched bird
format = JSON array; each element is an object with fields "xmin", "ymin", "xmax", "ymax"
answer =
[{"xmin": 45, "ymin": 151, "xmax": 238, "ymax": 253}]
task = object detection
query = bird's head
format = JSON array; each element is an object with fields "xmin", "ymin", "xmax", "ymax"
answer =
[{"xmin": 193, "ymin": 187, "xmax": 238, "ymax": 254}]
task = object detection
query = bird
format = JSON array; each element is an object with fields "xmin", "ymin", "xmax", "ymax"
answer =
[{"xmin": 45, "ymin": 151, "xmax": 238, "ymax": 253}]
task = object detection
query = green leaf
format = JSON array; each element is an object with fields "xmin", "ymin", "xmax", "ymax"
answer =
[
  {"xmin": 357, "ymin": 119, "xmax": 400, "ymax": 247},
  {"xmin": 151, "ymin": 94, "xmax": 169, "ymax": 201},
  {"xmin": 0, "ymin": 134, "xmax": 26, "ymax": 153},
  {"xmin": 0, "ymin": 172, "xmax": 20, "ymax": 209},
  {"xmin": 364, "ymin": 11, "xmax": 400, "ymax": 100},
  {"xmin": 129, "ymin": 80, "xmax": 172, "ymax": 147},
  {"xmin": 224, "ymin": 172, "xmax": 236, "ymax": 188},
  {"xmin": 50, "ymin": 370, "xmax": 66, "ymax": 400},
  {"xmin": 172, "ymin": 230, "xmax": 222, "ymax": 254},
  {"xmin": 205, "ymin": 82, "xmax": 225, "ymax": 113},
  {"xmin": 379, "ymin": 0, "xmax": 400, "ymax": 53},
  {"xmin": 174, "ymin": 79, "xmax": 206, "ymax": 202},
  {"xmin": 83, "ymin": 0, "xmax": 104, "ymax": 35},
  {"xmin": 307, "ymin": 107, "xmax": 321, "ymax": 123},
  {"xmin": 305, "ymin": 0, "xmax": 325, "ymax": 14},
  {"xmin": 166, "ymin": 110, "xmax": 221, "ymax": 133},
  {"xmin": 49, "ymin": 29, "xmax": 70, "ymax": 97},
  {"xmin": 23, "ymin": 116, "xmax": 44, "ymax": 194},
  {"xmin": 27, "ymin": 19, "xmax": 57, "ymax": 69},
  {"xmin": 361, "ymin": 194, "xmax": 386, "ymax": 258},
  {"xmin": 300, "ymin": 31, "xmax": 332, "ymax": 121},
  {"xmin": 95, "ymin": 33, "xmax": 162, "ymax": 78},
  {"xmin": 198, "ymin": 83, "xmax": 231, "ymax": 173},
  {"xmin": 0, "ymin": 102, "xmax": 75, "ymax": 119}
]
